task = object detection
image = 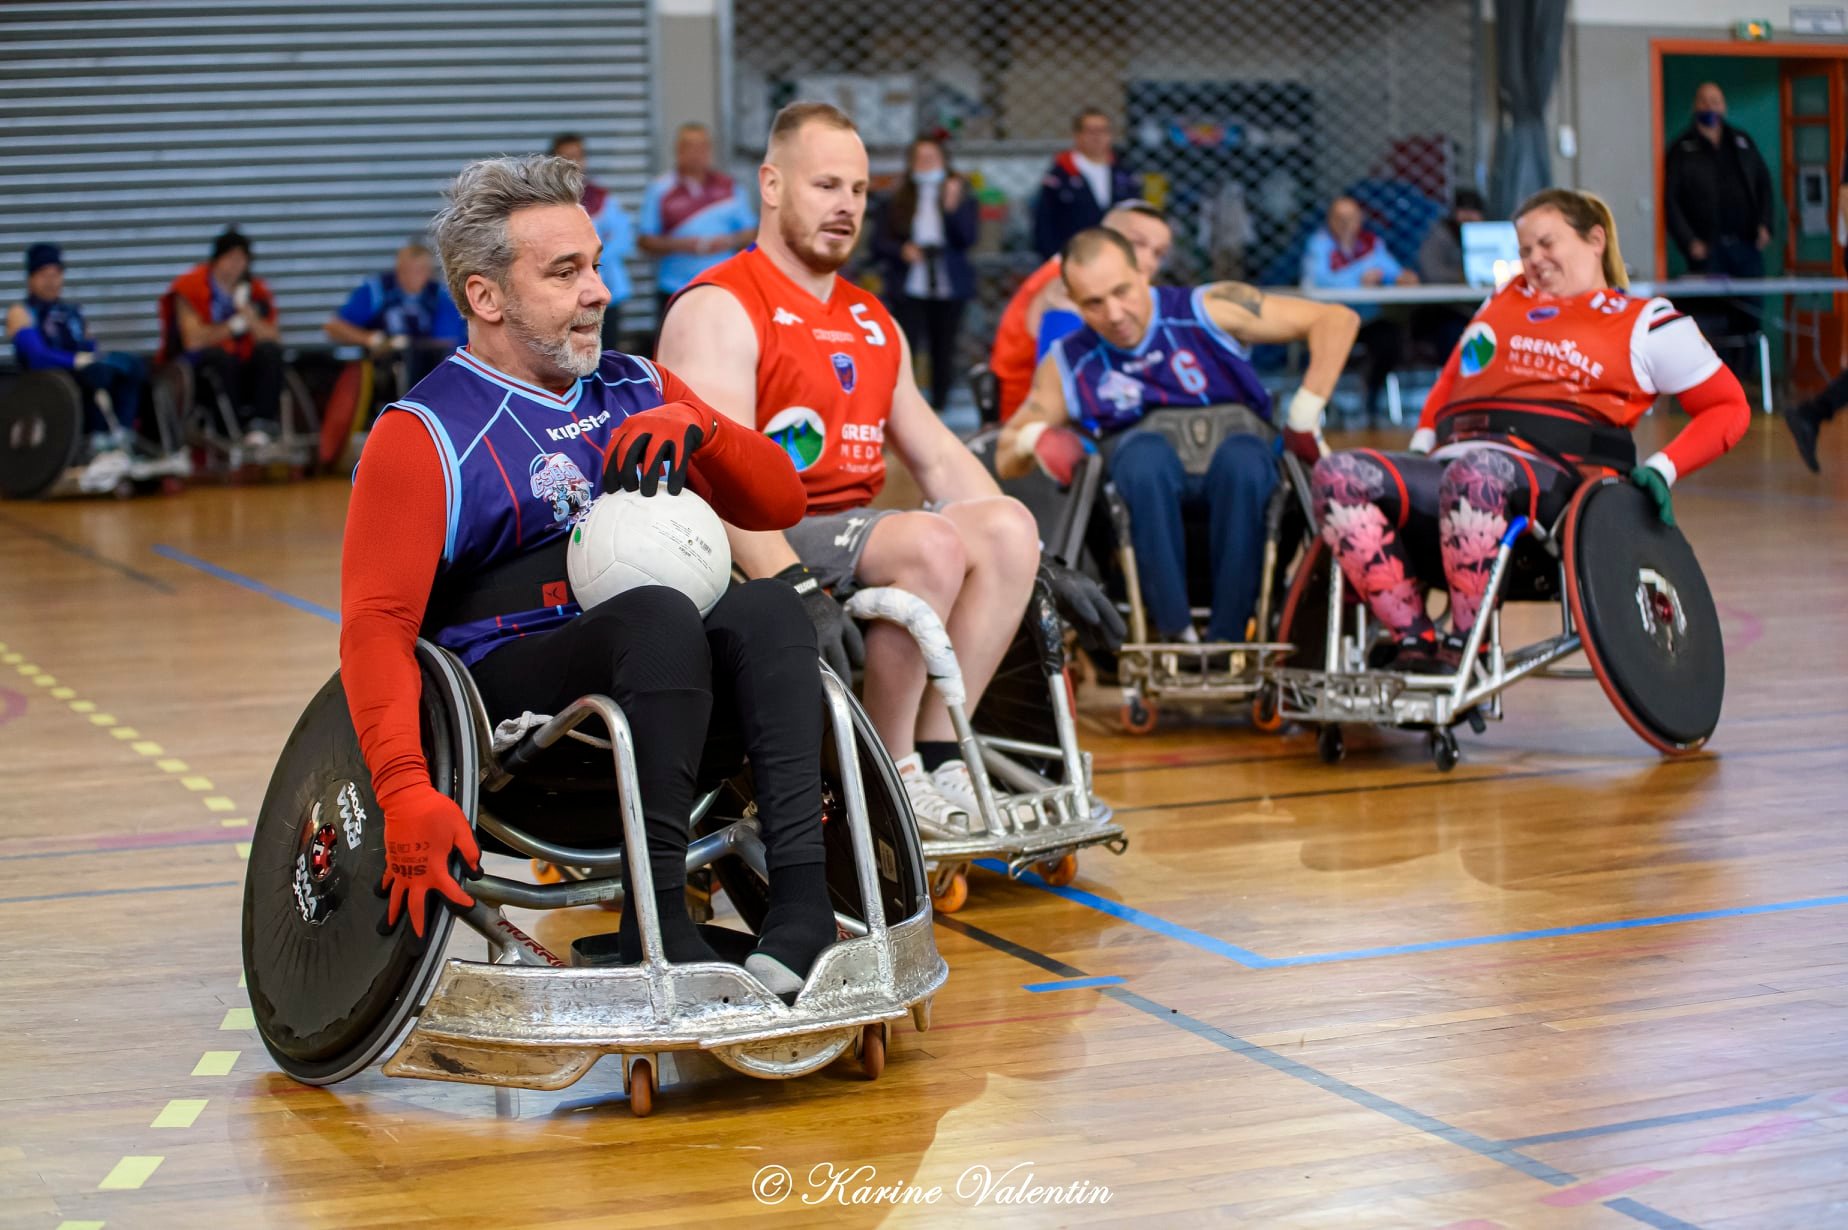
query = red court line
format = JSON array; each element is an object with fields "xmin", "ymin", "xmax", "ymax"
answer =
[
  {"xmin": 1540, "ymin": 1167, "xmax": 1669, "ymax": 1207},
  {"xmin": 0, "ymin": 688, "xmax": 26, "ymax": 727},
  {"xmin": 1715, "ymin": 603, "xmax": 1765, "ymax": 653},
  {"xmin": 1698, "ymin": 1113, "xmax": 1806, "ymax": 1156}
]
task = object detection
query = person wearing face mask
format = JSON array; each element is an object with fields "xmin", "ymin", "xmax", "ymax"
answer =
[
  {"xmin": 1665, "ymin": 82, "xmax": 1775, "ymax": 382},
  {"xmin": 1310, "ymin": 189, "xmax": 1750, "ymax": 673},
  {"xmin": 872, "ymin": 136, "xmax": 979, "ymax": 413}
]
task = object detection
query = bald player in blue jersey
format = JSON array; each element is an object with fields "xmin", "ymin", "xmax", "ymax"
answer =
[{"xmin": 997, "ymin": 227, "xmax": 1359, "ymax": 644}]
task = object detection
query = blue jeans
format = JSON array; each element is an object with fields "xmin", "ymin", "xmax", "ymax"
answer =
[
  {"xmin": 74, "ymin": 352, "xmax": 146, "ymax": 436},
  {"xmin": 1108, "ymin": 431, "xmax": 1277, "ymax": 641}
]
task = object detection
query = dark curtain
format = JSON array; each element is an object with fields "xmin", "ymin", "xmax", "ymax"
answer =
[{"xmin": 1490, "ymin": 0, "xmax": 1568, "ymax": 215}]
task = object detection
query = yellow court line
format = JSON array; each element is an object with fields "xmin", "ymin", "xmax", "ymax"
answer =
[
  {"xmin": 155, "ymin": 759, "xmax": 188, "ymax": 774},
  {"xmin": 234, "ymin": 842, "xmax": 251, "ymax": 861},
  {"xmin": 150, "ymin": 1099, "xmax": 208, "ymax": 1129},
  {"xmin": 180, "ymin": 776, "xmax": 214, "ymax": 792},
  {"xmin": 132, "ymin": 741, "xmax": 164, "ymax": 756},
  {"xmin": 32, "ymin": 674, "xmax": 56, "ymax": 687},
  {"xmin": 0, "ymin": 652, "xmax": 18, "ymax": 664},
  {"xmin": 97, "ymin": 1155, "xmax": 162, "ymax": 1191},
  {"xmin": 55, "ymin": 1222, "xmax": 105, "ymax": 1230},
  {"xmin": 219, "ymin": 1007, "xmax": 255, "ymax": 1031},
  {"xmin": 88, "ymin": 714, "xmax": 117, "ymax": 727},
  {"xmin": 192, "ymin": 1051, "xmax": 240, "ymax": 1077},
  {"xmin": 50, "ymin": 687, "xmax": 75, "ymax": 700},
  {"xmin": 69, "ymin": 700, "xmax": 95, "ymax": 713},
  {"xmin": 221, "ymin": 817, "xmax": 249, "ymax": 828},
  {"xmin": 238, "ymin": 972, "xmax": 246, "ymax": 988},
  {"xmin": 17, "ymin": 663, "xmax": 39, "ymax": 676},
  {"xmin": 109, "ymin": 727, "xmax": 139, "ymax": 740},
  {"xmin": 204, "ymin": 797, "xmax": 236, "ymax": 812}
]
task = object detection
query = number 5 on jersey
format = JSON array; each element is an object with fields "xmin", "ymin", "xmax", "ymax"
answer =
[{"xmin": 851, "ymin": 302, "xmax": 887, "ymax": 347}]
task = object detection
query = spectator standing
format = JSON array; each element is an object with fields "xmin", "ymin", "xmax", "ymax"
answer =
[
  {"xmin": 1033, "ymin": 108, "xmax": 1141, "ymax": 259},
  {"xmin": 638, "ymin": 122, "xmax": 756, "ymax": 324},
  {"xmin": 873, "ymin": 136, "xmax": 980, "ymax": 412}
]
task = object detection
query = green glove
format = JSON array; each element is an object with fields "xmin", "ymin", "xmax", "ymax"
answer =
[{"xmin": 1629, "ymin": 465, "xmax": 1676, "ymax": 527}]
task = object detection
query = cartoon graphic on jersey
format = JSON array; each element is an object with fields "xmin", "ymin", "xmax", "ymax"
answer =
[
  {"xmin": 762, "ymin": 406, "xmax": 828, "ymax": 471},
  {"xmin": 1459, "ymin": 323, "xmax": 1497, "ymax": 377},
  {"xmin": 528, "ymin": 452, "xmax": 594, "ymax": 524},
  {"xmin": 830, "ymin": 352, "xmax": 857, "ymax": 394},
  {"xmin": 1097, "ymin": 369, "xmax": 1145, "ymax": 415}
]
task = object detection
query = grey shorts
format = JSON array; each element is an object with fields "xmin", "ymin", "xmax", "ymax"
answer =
[{"xmin": 783, "ymin": 507, "xmax": 902, "ymax": 595}]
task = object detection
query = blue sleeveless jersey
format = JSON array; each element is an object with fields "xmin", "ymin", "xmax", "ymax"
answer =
[
  {"xmin": 1051, "ymin": 285, "xmax": 1272, "ymax": 435},
  {"xmin": 26, "ymin": 295, "xmax": 88, "ymax": 352},
  {"xmin": 377, "ymin": 348, "xmax": 673, "ymax": 665}
]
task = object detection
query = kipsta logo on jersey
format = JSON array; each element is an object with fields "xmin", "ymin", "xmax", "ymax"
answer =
[
  {"xmin": 1459, "ymin": 323, "xmax": 1498, "ymax": 377},
  {"xmin": 762, "ymin": 407, "xmax": 828, "ymax": 471},
  {"xmin": 1526, "ymin": 306, "xmax": 1560, "ymax": 324},
  {"xmin": 772, "ymin": 307, "xmax": 804, "ymax": 326},
  {"xmin": 830, "ymin": 352, "xmax": 857, "ymax": 394}
]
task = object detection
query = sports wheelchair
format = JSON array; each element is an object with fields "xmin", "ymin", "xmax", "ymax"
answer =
[
  {"xmin": 841, "ymin": 579, "xmax": 1127, "ymax": 914},
  {"xmin": 1267, "ymin": 469, "xmax": 1724, "ymax": 772},
  {"xmin": 154, "ymin": 293, "xmax": 319, "ymax": 476},
  {"xmin": 241, "ymin": 640, "xmax": 947, "ymax": 1116},
  {"xmin": 0, "ymin": 365, "xmax": 190, "ymax": 500},
  {"xmin": 967, "ymin": 404, "xmax": 1317, "ymax": 735}
]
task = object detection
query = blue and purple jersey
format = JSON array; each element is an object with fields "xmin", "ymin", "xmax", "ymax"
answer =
[
  {"xmin": 373, "ymin": 347, "xmax": 672, "ymax": 664},
  {"xmin": 1050, "ymin": 284, "xmax": 1272, "ymax": 436}
]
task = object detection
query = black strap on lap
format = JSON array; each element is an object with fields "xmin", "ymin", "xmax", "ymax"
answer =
[
  {"xmin": 421, "ymin": 538, "xmax": 573, "ymax": 639},
  {"xmin": 1435, "ymin": 401, "xmax": 1636, "ymax": 470}
]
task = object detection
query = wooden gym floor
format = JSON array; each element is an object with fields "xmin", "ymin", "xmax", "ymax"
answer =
[{"xmin": 1, "ymin": 413, "xmax": 1845, "ymax": 1228}]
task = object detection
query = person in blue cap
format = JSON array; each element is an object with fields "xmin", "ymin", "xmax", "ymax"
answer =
[{"xmin": 6, "ymin": 242, "xmax": 149, "ymax": 451}]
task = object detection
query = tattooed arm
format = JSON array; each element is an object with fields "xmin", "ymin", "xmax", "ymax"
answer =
[{"xmin": 1196, "ymin": 280, "xmax": 1359, "ymax": 401}]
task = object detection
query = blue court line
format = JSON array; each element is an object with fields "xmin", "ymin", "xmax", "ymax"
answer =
[
  {"xmin": 0, "ymin": 511, "xmax": 175, "ymax": 592},
  {"xmin": 975, "ymin": 860, "xmax": 1848, "ymax": 971},
  {"xmin": 1022, "ymin": 975, "xmax": 1125, "ymax": 993},
  {"xmin": 0, "ymin": 879, "xmax": 242, "ymax": 906},
  {"xmin": 0, "ymin": 837, "xmax": 243, "ymax": 862},
  {"xmin": 1503, "ymin": 1093, "xmax": 1812, "ymax": 1148},
  {"xmin": 152, "ymin": 544, "xmax": 340, "ymax": 623},
  {"xmin": 935, "ymin": 915, "xmax": 1697, "ymax": 1230}
]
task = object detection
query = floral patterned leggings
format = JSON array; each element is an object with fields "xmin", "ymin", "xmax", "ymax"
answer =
[{"xmin": 1310, "ymin": 445, "xmax": 1575, "ymax": 635}]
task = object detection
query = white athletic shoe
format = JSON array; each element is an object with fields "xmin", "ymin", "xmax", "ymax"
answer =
[
  {"xmin": 77, "ymin": 449, "xmax": 131, "ymax": 494},
  {"xmin": 896, "ymin": 753, "xmax": 978, "ymax": 841},
  {"xmin": 930, "ymin": 759, "xmax": 983, "ymax": 818},
  {"xmin": 242, "ymin": 428, "xmax": 272, "ymax": 449}
]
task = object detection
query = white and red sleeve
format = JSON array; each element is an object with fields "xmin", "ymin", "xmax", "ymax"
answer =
[{"xmin": 1629, "ymin": 298, "xmax": 1747, "ymax": 482}]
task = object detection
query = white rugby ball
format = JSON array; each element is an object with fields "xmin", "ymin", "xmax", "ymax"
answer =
[{"xmin": 566, "ymin": 488, "xmax": 731, "ymax": 617}]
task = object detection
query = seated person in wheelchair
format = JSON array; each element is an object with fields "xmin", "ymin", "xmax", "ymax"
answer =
[
  {"xmin": 988, "ymin": 200, "xmax": 1174, "ymax": 422},
  {"xmin": 1310, "ymin": 188, "xmax": 1750, "ymax": 672},
  {"xmin": 341, "ymin": 154, "xmax": 836, "ymax": 995},
  {"xmin": 995, "ymin": 226, "xmax": 1360, "ymax": 647},
  {"xmin": 324, "ymin": 240, "xmax": 465, "ymax": 388},
  {"xmin": 158, "ymin": 227, "xmax": 286, "ymax": 449},
  {"xmin": 7, "ymin": 242, "xmax": 149, "ymax": 457},
  {"xmin": 658, "ymin": 102, "xmax": 1117, "ymax": 841}
]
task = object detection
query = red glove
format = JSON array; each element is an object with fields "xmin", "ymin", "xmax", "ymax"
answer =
[
  {"xmin": 602, "ymin": 400, "xmax": 720, "ymax": 496},
  {"xmin": 380, "ymin": 786, "xmax": 481, "ymax": 939},
  {"xmin": 1020, "ymin": 423, "xmax": 1095, "ymax": 486},
  {"xmin": 1282, "ymin": 428, "xmax": 1325, "ymax": 467}
]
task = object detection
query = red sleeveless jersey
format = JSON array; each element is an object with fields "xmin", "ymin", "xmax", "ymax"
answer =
[
  {"xmin": 1435, "ymin": 276, "xmax": 1719, "ymax": 432},
  {"xmin": 990, "ymin": 256, "xmax": 1063, "ymax": 421},
  {"xmin": 685, "ymin": 246, "xmax": 904, "ymax": 513}
]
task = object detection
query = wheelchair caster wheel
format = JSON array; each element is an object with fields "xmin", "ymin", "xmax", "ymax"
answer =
[
  {"xmin": 1463, "ymin": 706, "xmax": 1488, "ymax": 735},
  {"xmin": 1429, "ymin": 730, "xmax": 1459, "ymax": 773},
  {"xmin": 531, "ymin": 859, "xmax": 565, "ymax": 885},
  {"xmin": 1316, "ymin": 725, "xmax": 1345, "ymax": 764},
  {"xmin": 857, "ymin": 1022, "xmax": 887, "ymax": 1081},
  {"xmin": 1120, "ymin": 696, "xmax": 1158, "ymax": 734},
  {"xmin": 1036, "ymin": 852, "xmax": 1079, "ymax": 887},
  {"xmin": 160, "ymin": 476, "xmax": 185, "ymax": 496},
  {"xmin": 1251, "ymin": 688, "xmax": 1284, "ymax": 733},
  {"xmin": 627, "ymin": 1056, "xmax": 655, "ymax": 1117},
  {"xmin": 930, "ymin": 870, "xmax": 969, "ymax": 914}
]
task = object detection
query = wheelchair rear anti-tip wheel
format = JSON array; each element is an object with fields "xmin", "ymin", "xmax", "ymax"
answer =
[
  {"xmin": 1036, "ymin": 852, "xmax": 1079, "ymax": 887},
  {"xmin": 930, "ymin": 869, "xmax": 969, "ymax": 914},
  {"xmin": 1317, "ymin": 724, "xmax": 1345, "ymax": 764}
]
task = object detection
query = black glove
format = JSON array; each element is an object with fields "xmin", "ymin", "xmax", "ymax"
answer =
[
  {"xmin": 1039, "ymin": 560, "xmax": 1126, "ymax": 653},
  {"xmin": 775, "ymin": 563, "xmax": 865, "ymax": 679}
]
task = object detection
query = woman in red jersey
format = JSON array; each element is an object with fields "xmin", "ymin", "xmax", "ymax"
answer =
[{"xmin": 1309, "ymin": 189, "xmax": 1751, "ymax": 670}]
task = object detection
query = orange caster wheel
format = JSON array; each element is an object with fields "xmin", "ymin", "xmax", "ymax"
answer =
[
  {"xmin": 1251, "ymin": 688, "xmax": 1284, "ymax": 733},
  {"xmin": 930, "ymin": 871, "xmax": 969, "ymax": 914},
  {"xmin": 1120, "ymin": 695, "xmax": 1158, "ymax": 734},
  {"xmin": 627, "ymin": 1057, "xmax": 655, "ymax": 1117},
  {"xmin": 857, "ymin": 1022, "xmax": 887, "ymax": 1080},
  {"xmin": 531, "ymin": 859, "xmax": 565, "ymax": 885},
  {"xmin": 1036, "ymin": 852, "xmax": 1079, "ymax": 887}
]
